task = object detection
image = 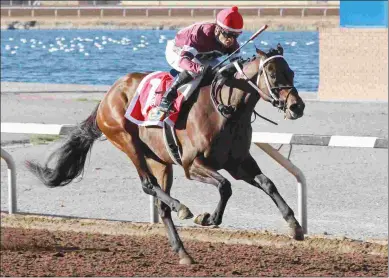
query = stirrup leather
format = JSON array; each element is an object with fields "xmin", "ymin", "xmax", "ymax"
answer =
[{"xmin": 159, "ymin": 88, "xmax": 178, "ymax": 112}]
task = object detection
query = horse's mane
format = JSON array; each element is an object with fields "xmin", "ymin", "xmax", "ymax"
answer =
[
  {"xmin": 241, "ymin": 47, "xmax": 281, "ymax": 67},
  {"xmin": 266, "ymin": 48, "xmax": 280, "ymax": 57}
]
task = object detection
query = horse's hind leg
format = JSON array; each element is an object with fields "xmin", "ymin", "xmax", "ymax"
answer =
[
  {"xmin": 105, "ymin": 129, "xmax": 193, "ymax": 220},
  {"xmin": 188, "ymin": 158, "xmax": 232, "ymax": 226},
  {"xmin": 146, "ymin": 158, "xmax": 194, "ymax": 265},
  {"xmin": 226, "ymin": 154, "xmax": 304, "ymax": 240}
]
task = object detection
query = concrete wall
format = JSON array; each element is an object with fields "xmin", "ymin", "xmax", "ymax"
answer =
[
  {"xmin": 119, "ymin": 1, "xmax": 340, "ymax": 6},
  {"xmin": 318, "ymin": 28, "xmax": 388, "ymax": 101},
  {"xmin": 1, "ymin": 6, "xmax": 339, "ymax": 19},
  {"xmin": 30, "ymin": 0, "xmax": 339, "ymax": 6}
]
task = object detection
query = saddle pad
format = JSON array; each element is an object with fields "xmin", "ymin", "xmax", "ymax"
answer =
[{"xmin": 124, "ymin": 71, "xmax": 185, "ymax": 127}]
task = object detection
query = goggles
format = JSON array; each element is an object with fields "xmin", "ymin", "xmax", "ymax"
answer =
[{"xmin": 220, "ymin": 29, "xmax": 240, "ymax": 39}]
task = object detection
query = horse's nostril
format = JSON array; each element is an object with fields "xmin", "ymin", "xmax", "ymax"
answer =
[
  {"xmin": 289, "ymin": 103, "xmax": 299, "ymax": 111},
  {"xmin": 289, "ymin": 102, "xmax": 305, "ymax": 115}
]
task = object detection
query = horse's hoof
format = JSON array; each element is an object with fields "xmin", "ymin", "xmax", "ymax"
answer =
[
  {"xmin": 290, "ymin": 226, "xmax": 304, "ymax": 241},
  {"xmin": 194, "ymin": 213, "xmax": 211, "ymax": 226},
  {"xmin": 179, "ymin": 256, "xmax": 195, "ymax": 265},
  {"xmin": 177, "ymin": 204, "xmax": 193, "ymax": 220}
]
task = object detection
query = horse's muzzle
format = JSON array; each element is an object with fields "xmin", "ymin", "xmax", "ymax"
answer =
[{"xmin": 287, "ymin": 99, "xmax": 305, "ymax": 120}]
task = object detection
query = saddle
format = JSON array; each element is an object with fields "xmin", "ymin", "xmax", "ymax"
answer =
[{"xmin": 124, "ymin": 60, "xmax": 241, "ymax": 165}]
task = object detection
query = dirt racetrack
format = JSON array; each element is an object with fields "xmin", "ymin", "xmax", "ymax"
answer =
[{"xmin": 1, "ymin": 213, "xmax": 387, "ymax": 277}]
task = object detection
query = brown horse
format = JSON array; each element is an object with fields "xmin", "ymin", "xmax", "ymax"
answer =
[{"xmin": 27, "ymin": 44, "xmax": 305, "ymax": 265}]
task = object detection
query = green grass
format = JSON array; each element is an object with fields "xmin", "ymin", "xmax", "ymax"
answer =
[{"xmin": 30, "ymin": 134, "xmax": 61, "ymax": 145}]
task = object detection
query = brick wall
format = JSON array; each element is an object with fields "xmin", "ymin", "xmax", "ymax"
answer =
[{"xmin": 318, "ymin": 28, "xmax": 388, "ymax": 101}]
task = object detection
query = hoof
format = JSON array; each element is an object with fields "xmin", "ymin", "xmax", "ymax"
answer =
[
  {"xmin": 194, "ymin": 213, "xmax": 211, "ymax": 226},
  {"xmin": 179, "ymin": 256, "xmax": 195, "ymax": 265},
  {"xmin": 177, "ymin": 204, "xmax": 193, "ymax": 220},
  {"xmin": 290, "ymin": 226, "xmax": 304, "ymax": 241}
]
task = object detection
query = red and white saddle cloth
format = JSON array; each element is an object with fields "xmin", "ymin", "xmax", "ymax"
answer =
[{"xmin": 124, "ymin": 71, "xmax": 186, "ymax": 127}]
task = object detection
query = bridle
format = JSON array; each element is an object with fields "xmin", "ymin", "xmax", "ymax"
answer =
[
  {"xmin": 235, "ymin": 55, "xmax": 296, "ymax": 112},
  {"xmin": 258, "ymin": 55, "xmax": 296, "ymax": 110},
  {"xmin": 210, "ymin": 54, "xmax": 297, "ymax": 122}
]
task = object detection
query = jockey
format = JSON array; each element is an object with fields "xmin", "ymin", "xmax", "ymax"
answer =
[{"xmin": 158, "ymin": 6, "xmax": 244, "ymax": 113}]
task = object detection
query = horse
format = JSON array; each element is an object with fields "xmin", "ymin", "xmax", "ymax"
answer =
[{"xmin": 26, "ymin": 43, "xmax": 306, "ymax": 265}]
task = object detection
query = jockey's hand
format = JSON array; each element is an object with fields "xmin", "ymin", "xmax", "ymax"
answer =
[
  {"xmin": 200, "ymin": 65, "xmax": 214, "ymax": 77},
  {"xmin": 216, "ymin": 62, "xmax": 236, "ymax": 79}
]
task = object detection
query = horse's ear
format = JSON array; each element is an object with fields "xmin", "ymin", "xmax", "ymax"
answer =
[
  {"xmin": 277, "ymin": 43, "xmax": 283, "ymax": 55},
  {"xmin": 255, "ymin": 47, "xmax": 267, "ymax": 59}
]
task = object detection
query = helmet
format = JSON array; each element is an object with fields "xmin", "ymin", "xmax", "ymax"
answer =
[{"xmin": 216, "ymin": 6, "xmax": 244, "ymax": 34}]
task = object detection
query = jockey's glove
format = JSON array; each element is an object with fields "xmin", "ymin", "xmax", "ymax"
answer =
[
  {"xmin": 218, "ymin": 63, "xmax": 237, "ymax": 79},
  {"xmin": 199, "ymin": 65, "xmax": 214, "ymax": 77}
]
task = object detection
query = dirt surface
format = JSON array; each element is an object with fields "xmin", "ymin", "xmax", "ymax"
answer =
[{"xmin": 1, "ymin": 213, "xmax": 387, "ymax": 277}]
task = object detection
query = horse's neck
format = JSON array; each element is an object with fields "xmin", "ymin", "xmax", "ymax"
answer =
[
  {"xmin": 235, "ymin": 58, "xmax": 262, "ymax": 116},
  {"xmin": 186, "ymin": 58, "xmax": 261, "ymax": 132},
  {"xmin": 211, "ymin": 78, "xmax": 254, "ymax": 129},
  {"xmin": 184, "ymin": 85, "xmax": 226, "ymax": 136},
  {"xmin": 181, "ymin": 76, "xmax": 254, "ymax": 156},
  {"xmin": 217, "ymin": 60, "xmax": 260, "ymax": 123}
]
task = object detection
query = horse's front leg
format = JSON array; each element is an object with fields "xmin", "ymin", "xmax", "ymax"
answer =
[
  {"xmin": 226, "ymin": 154, "xmax": 304, "ymax": 240},
  {"xmin": 188, "ymin": 158, "xmax": 232, "ymax": 226}
]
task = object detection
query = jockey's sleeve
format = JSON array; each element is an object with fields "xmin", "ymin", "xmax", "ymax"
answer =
[{"xmin": 178, "ymin": 45, "xmax": 202, "ymax": 74}]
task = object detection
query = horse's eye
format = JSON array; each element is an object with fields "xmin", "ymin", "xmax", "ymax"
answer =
[{"xmin": 270, "ymin": 73, "xmax": 276, "ymax": 79}]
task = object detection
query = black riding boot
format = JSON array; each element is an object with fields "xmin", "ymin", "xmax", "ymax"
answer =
[{"xmin": 158, "ymin": 71, "xmax": 193, "ymax": 113}]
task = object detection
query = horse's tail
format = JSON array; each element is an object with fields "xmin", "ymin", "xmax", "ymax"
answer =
[{"xmin": 26, "ymin": 103, "xmax": 102, "ymax": 187}]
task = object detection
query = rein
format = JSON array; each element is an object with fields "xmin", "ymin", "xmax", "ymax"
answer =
[
  {"xmin": 210, "ymin": 66, "xmax": 277, "ymax": 124},
  {"xmin": 210, "ymin": 75, "xmax": 237, "ymax": 118}
]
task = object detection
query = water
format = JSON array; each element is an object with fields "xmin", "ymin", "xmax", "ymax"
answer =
[{"xmin": 1, "ymin": 29, "xmax": 318, "ymax": 92}]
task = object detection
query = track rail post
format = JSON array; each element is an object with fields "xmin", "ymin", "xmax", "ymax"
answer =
[
  {"xmin": 150, "ymin": 196, "xmax": 159, "ymax": 223},
  {"xmin": 255, "ymin": 143, "xmax": 307, "ymax": 234},
  {"xmin": 1, "ymin": 148, "xmax": 17, "ymax": 214}
]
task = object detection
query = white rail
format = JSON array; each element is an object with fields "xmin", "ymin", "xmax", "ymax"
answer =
[
  {"xmin": 2, "ymin": 122, "xmax": 387, "ymax": 234},
  {"xmin": 1, "ymin": 148, "xmax": 17, "ymax": 214}
]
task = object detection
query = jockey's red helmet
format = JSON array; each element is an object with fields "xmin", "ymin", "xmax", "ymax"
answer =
[{"xmin": 216, "ymin": 6, "xmax": 244, "ymax": 34}]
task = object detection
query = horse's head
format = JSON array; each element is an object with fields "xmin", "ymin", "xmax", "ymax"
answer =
[{"xmin": 250, "ymin": 43, "xmax": 305, "ymax": 120}]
